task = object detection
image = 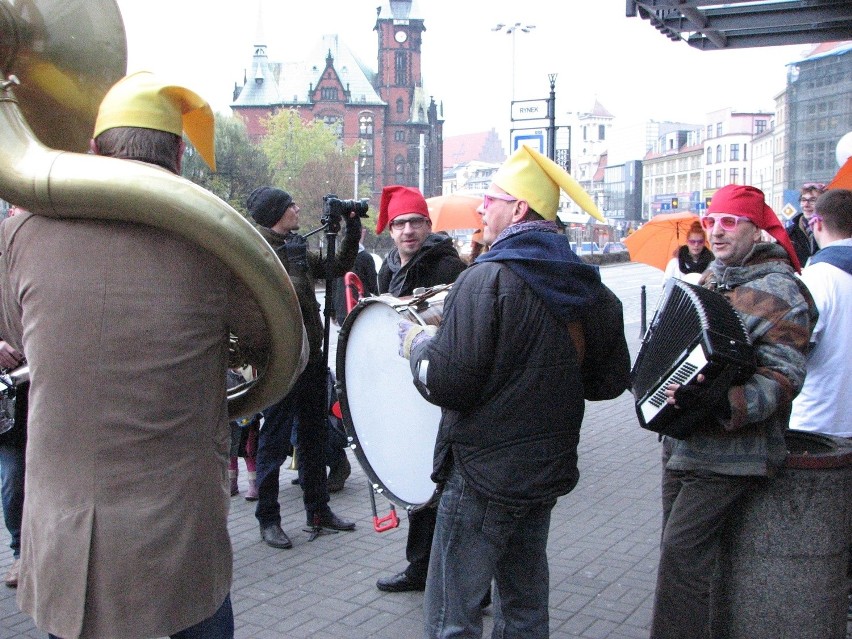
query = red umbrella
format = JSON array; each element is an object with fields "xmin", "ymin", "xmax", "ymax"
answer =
[
  {"xmin": 624, "ymin": 212, "xmax": 701, "ymax": 271},
  {"xmin": 426, "ymin": 193, "xmax": 483, "ymax": 231}
]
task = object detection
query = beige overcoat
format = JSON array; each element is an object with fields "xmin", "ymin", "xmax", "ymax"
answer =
[{"xmin": 0, "ymin": 213, "xmax": 270, "ymax": 639}]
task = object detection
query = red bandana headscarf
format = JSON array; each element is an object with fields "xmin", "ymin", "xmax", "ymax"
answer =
[{"xmin": 707, "ymin": 185, "xmax": 801, "ymax": 272}]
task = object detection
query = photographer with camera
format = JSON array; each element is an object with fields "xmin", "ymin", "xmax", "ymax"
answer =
[{"xmin": 247, "ymin": 186, "xmax": 362, "ymax": 549}]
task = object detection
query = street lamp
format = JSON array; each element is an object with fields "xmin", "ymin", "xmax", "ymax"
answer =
[
  {"xmin": 491, "ymin": 22, "xmax": 536, "ymax": 101},
  {"xmin": 547, "ymin": 73, "xmax": 557, "ymax": 161}
]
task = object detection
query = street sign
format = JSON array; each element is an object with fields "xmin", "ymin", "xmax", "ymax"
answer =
[
  {"xmin": 511, "ymin": 99, "xmax": 549, "ymax": 121},
  {"xmin": 781, "ymin": 202, "xmax": 797, "ymax": 220},
  {"xmin": 511, "ymin": 128, "xmax": 546, "ymax": 156}
]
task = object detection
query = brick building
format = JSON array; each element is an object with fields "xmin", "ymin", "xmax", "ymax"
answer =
[{"xmin": 231, "ymin": 0, "xmax": 444, "ymax": 199}]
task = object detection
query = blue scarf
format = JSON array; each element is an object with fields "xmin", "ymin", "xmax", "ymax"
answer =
[{"xmin": 476, "ymin": 222, "xmax": 601, "ymax": 322}]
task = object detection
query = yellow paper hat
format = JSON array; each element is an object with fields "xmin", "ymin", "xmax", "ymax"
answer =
[
  {"xmin": 492, "ymin": 145, "xmax": 603, "ymax": 222},
  {"xmin": 93, "ymin": 71, "xmax": 216, "ymax": 170}
]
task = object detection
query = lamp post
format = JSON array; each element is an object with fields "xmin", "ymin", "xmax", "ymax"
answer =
[
  {"xmin": 547, "ymin": 73, "xmax": 557, "ymax": 161},
  {"xmin": 491, "ymin": 22, "xmax": 536, "ymax": 102}
]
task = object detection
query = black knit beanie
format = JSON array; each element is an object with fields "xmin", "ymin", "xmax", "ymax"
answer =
[{"xmin": 247, "ymin": 186, "xmax": 293, "ymax": 227}]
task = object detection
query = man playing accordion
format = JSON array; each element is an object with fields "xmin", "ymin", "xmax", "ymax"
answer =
[{"xmin": 650, "ymin": 184, "xmax": 818, "ymax": 639}]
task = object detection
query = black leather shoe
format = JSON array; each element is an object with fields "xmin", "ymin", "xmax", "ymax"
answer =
[
  {"xmin": 308, "ymin": 510, "xmax": 355, "ymax": 531},
  {"xmin": 376, "ymin": 571, "xmax": 426, "ymax": 593},
  {"xmin": 260, "ymin": 523, "xmax": 292, "ymax": 549}
]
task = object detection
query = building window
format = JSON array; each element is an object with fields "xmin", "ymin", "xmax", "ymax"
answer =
[
  {"xmin": 359, "ymin": 114, "xmax": 373, "ymax": 136},
  {"xmin": 320, "ymin": 87, "xmax": 338, "ymax": 101},
  {"xmin": 358, "ymin": 114, "xmax": 374, "ymax": 158},
  {"xmin": 729, "ymin": 168, "xmax": 739, "ymax": 184},
  {"xmin": 394, "ymin": 154, "xmax": 405, "ymax": 182},
  {"xmin": 318, "ymin": 115, "xmax": 343, "ymax": 140},
  {"xmin": 395, "ymin": 51, "xmax": 407, "ymax": 85},
  {"xmin": 598, "ymin": 124, "xmax": 606, "ymax": 141},
  {"xmin": 396, "ymin": 98, "xmax": 404, "ymax": 114},
  {"xmin": 394, "ymin": 130, "xmax": 405, "ymax": 142},
  {"xmin": 716, "ymin": 123, "xmax": 722, "ymax": 136},
  {"xmin": 730, "ymin": 144, "xmax": 739, "ymax": 161},
  {"xmin": 756, "ymin": 119, "xmax": 767, "ymax": 134},
  {"xmin": 707, "ymin": 125, "xmax": 712, "ymax": 139},
  {"xmin": 743, "ymin": 144, "xmax": 747, "ymax": 161},
  {"xmin": 706, "ymin": 148, "xmax": 713, "ymax": 164},
  {"xmin": 706, "ymin": 171, "xmax": 712, "ymax": 189},
  {"xmin": 715, "ymin": 169, "xmax": 722, "ymax": 187},
  {"xmin": 716, "ymin": 145, "xmax": 722, "ymax": 163}
]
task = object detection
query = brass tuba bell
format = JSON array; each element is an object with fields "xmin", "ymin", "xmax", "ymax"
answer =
[{"xmin": 0, "ymin": 0, "xmax": 306, "ymax": 419}]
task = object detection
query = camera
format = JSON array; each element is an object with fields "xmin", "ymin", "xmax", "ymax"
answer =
[{"xmin": 322, "ymin": 194, "xmax": 369, "ymax": 234}]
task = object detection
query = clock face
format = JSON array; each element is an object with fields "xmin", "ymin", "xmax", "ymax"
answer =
[{"xmin": 394, "ymin": 30, "xmax": 408, "ymax": 43}]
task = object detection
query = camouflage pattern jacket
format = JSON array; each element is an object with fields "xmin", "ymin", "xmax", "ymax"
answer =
[{"xmin": 665, "ymin": 243, "xmax": 817, "ymax": 477}]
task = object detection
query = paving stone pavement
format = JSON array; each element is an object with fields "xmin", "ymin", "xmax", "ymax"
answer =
[{"xmin": 1, "ymin": 262, "xmax": 847, "ymax": 638}]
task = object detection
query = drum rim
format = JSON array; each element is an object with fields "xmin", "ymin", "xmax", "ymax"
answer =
[{"xmin": 335, "ymin": 296, "xmax": 440, "ymax": 512}]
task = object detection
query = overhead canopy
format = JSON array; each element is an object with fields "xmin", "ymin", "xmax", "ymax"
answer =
[{"xmin": 626, "ymin": 0, "xmax": 852, "ymax": 50}]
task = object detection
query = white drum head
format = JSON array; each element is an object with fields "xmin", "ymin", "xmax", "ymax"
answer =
[{"xmin": 337, "ymin": 298, "xmax": 440, "ymax": 509}]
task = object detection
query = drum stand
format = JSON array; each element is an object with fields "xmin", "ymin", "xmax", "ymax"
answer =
[{"xmin": 369, "ymin": 488, "xmax": 400, "ymax": 532}]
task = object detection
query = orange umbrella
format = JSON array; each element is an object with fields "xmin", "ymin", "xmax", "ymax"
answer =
[
  {"xmin": 624, "ymin": 212, "xmax": 701, "ymax": 271},
  {"xmin": 827, "ymin": 157, "xmax": 852, "ymax": 190},
  {"xmin": 426, "ymin": 193, "xmax": 483, "ymax": 231}
]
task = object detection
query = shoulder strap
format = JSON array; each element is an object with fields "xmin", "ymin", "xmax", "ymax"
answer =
[{"xmin": 580, "ymin": 283, "xmax": 631, "ymax": 401}]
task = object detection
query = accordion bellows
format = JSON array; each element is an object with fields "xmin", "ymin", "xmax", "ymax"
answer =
[{"xmin": 631, "ymin": 279, "xmax": 756, "ymax": 437}]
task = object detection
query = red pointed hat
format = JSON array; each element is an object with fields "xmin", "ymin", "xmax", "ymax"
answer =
[
  {"xmin": 377, "ymin": 185, "xmax": 429, "ymax": 234},
  {"xmin": 707, "ymin": 184, "xmax": 802, "ymax": 272}
]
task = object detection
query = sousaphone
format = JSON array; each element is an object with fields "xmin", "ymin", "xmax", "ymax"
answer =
[{"xmin": 0, "ymin": 0, "xmax": 306, "ymax": 419}]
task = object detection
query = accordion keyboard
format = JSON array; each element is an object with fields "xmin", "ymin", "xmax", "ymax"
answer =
[{"xmin": 638, "ymin": 345, "xmax": 708, "ymax": 426}]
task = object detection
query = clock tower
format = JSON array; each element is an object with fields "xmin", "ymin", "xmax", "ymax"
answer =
[{"xmin": 374, "ymin": 0, "xmax": 442, "ymax": 194}]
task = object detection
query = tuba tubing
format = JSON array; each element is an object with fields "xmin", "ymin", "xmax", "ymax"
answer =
[{"xmin": 0, "ymin": 85, "xmax": 308, "ymax": 420}]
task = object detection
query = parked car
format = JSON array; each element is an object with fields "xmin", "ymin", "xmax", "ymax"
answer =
[
  {"xmin": 575, "ymin": 241, "xmax": 601, "ymax": 255},
  {"xmin": 602, "ymin": 241, "xmax": 628, "ymax": 254}
]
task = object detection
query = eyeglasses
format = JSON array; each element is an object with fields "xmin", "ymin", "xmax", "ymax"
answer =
[
  {"xmin": 806, "ymin": 214, "xmax": 823, "ymax": 230},
  {"xmin": 389, "ymin": 216, "xmax": 429, "ymax": 231},
  {"xmin": 686, "ymin": 239, "xmax": 705, "ymax": 246},
  {"xmin": 700, "ymin": 214, "xmax": 752, "ymax": 231},
  {"xmin": 799, "ymin": 197, "xmax": 818, "ymax": 205},
  {"xmin": 482, "ymin": 192, "xmax": 518, "ymax": 210}
]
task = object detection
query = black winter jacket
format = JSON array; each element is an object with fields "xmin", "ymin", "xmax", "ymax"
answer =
[
  {"xmin": 785, "ymin": 213, "xmax": 818, "ymax": 267},
  {"xmin": 410, "ymin": 228, "xmax": 602, "ymax": 507},
  {"xmin": 378, "ymin": 234, "xmax": 467, "ymax": 296},
  {"xmin": 258, "ymin": 220, "xmax": 360, "ymax": 360}
]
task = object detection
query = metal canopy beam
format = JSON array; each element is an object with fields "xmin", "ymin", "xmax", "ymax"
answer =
[{"xmin": 627, "ymin": 0, "xmax": 852, "ymax": 50}]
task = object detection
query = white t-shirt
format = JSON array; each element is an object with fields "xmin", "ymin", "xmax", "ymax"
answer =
[{"xmin": 789, "ymin": 239, "xmax": 852, "ymax": 437}]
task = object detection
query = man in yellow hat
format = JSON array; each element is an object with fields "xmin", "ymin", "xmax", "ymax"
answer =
[
  {"xmin": 0, "ymin": 71, "xmax": 268, "ymax": 639},
  {"xmin": 399, "ymin": 145, "xmax": 629, "ymax": 638}
]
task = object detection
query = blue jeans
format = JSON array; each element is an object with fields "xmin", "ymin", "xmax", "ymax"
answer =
[
  {"xmin": 425, "ymin": 467, "xmax": 553, "ymax": 639},
  {"xmin": 0, "ymin": 443, "xmax": 25, "ymax": 559},
  {"xmin": 48, "ymin": 594, "xmax": 234, "ymax": 639},
  {"xmin": 255, "ymin": 359, "xmax": 329, "ymax": 527}
]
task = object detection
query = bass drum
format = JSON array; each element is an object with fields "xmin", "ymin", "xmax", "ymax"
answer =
[{"xmin": 336, "ymin": 287, "xmax": 449, "ymax": 511}]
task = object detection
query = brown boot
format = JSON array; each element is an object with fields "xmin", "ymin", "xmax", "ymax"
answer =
[
  {"xmin": 4, "ymin": 558, "xmax": 20, "ymax": 588},
  {"xmin": 228, "ymin": 469, "xmax": 239, "ymax": 496}
]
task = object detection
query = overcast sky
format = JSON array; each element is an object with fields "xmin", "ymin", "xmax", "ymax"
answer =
[{"xmin": 116, "ymin": 0, "xmax": 811, "ymax": 138}]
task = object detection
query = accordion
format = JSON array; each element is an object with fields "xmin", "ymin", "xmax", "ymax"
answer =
[{"xmin": 630, "ymin": 279, "xmax": 755, "ymax": 437}]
